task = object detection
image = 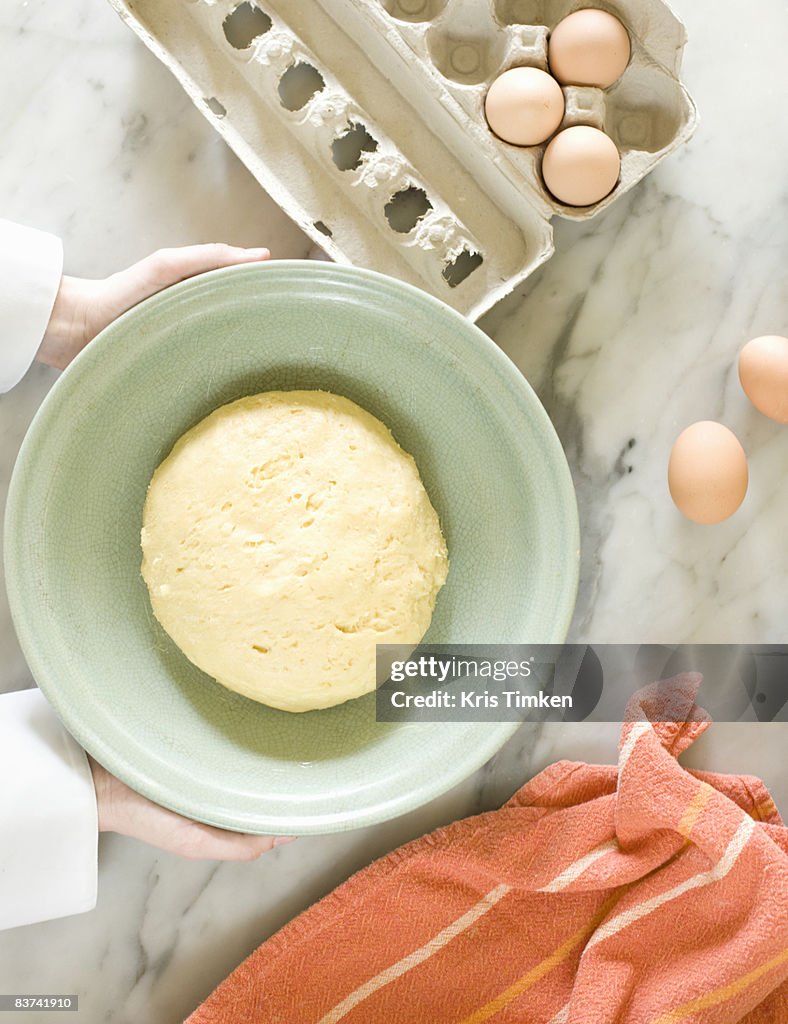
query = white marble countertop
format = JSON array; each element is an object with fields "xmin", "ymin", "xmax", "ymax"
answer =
[{"xmin": 0, "ymin": 1, "xmax": 786, "ymax": 1021}]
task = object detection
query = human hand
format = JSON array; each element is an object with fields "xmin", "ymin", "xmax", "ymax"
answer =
[
  {"xmin": 37, "ymin": 243, "xmax": 271, "ymax": 371},
  {"xmin": 88, "ymin": 755, "xmax": 293, "ymax": 861}
]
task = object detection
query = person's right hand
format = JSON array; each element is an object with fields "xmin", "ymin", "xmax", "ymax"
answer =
[{"xmin": 88, "ymin": 755, "xmax": 294, "ymax": 860}]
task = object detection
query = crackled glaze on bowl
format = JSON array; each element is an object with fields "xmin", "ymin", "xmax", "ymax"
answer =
[{"xmin": 4, "ymin": 261, "xmax": 579, "ymax": 834}]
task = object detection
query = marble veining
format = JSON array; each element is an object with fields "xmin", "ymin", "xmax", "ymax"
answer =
[{"xmin": 0, "ymin": 1, "xmax": 786, "ymax": 1021}]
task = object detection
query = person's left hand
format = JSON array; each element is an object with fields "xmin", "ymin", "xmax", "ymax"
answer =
[
  {"xmin": 88, "ymin": 755, "xmax": 294, "ymax": 861},
  {"xmin": 37, "ymin": 243, "xmax": 271, "ymax": 370}
]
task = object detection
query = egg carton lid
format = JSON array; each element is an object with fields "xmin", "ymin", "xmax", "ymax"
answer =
[{"xmin": 106, "ymin": 0, "xmax": 697, "ymax": 320}]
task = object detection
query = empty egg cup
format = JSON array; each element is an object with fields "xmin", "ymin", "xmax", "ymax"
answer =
[{"xmin": 106, "ymin": 0, "xmax": 696, "ymax": 319}]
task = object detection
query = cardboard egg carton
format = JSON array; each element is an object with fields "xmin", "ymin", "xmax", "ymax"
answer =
[{"xmin": 107, "ymin": 0, "xmax": 697, "ymax": 320}]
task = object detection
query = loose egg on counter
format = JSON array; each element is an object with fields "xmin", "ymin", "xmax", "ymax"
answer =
[
  {"xmin": 668, "ymin": 421, "xmax": 748, "ymax": 525},
  {"xmin": 484, "ymin": 66, "xmax": 565, "ymax": 146},
  {"xmin": 548, "ymin": 9, "xmax": 631, "ymax": 89},
  {"xmin": 541, "ymin": 125, "xmax": 620, "ymax": 206},
  {"xmin": 738, "ymin": 335, "xmax": 788, "ymax": 424}
]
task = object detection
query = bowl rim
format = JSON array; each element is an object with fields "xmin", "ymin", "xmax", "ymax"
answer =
[{"xmin": 4, "ymin": 259, "xmax": 580, "ymax": 833}]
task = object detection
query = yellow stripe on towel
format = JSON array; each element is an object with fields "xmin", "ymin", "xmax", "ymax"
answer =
[
  {"xmin": 651, "ymin": 946, "xmax": 788, "ymax": 1024},
  {"xmin": 458, "ymin": 898, "xmax": 619, "ymax": 1024},
  {"xmin": 676, "ymin": 782, "xmax": 714, "ymax": 840},
  {"xmin": 751, "ymin": 797, "xmax": 777, "ymax": 822}
]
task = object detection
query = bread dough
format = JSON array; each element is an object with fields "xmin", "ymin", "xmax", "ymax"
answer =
[{"xmin": 141, "ymin": 391, "xmax": 448, "ymax": 712}]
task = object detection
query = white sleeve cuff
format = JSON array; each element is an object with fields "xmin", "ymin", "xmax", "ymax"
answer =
[
  {"xmin": 0, "ymin": 219, "xmax": 64, "ymax": 393},
  {"xmin": 0, "ymin": 689, "xmax": 98, "ymax": 931}
]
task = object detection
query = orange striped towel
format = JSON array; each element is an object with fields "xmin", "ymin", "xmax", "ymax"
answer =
[{"xmin": 186, "ymin": 675, "xmax": 788, "ymax": 1024}]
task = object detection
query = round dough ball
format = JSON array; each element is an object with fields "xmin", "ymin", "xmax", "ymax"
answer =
[
  {"xmin": 484, "ymin": 66, "xmax": 565, "ymax": 146},
  {"xmin": 548, "ymin": 10, "xmax": 631, "ymax": 88},
  {"xmin": 738, "ymin": 335, "xmax": 788, "ymax": 424},
  {"xmin": 542, "ymin": 125, "xmax": 620, "ymax": 206},
  {"xmin": 668, "ymin": 421, "xmax": 748, "ymax": 525},
  {"xmin": 141, "ymin": 391, "xmax": 448, "ymax": 712}
]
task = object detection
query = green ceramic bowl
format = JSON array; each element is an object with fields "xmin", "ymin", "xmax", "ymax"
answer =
[{"xmin": 5, "ymin": 262, "xmax": 578, "ymax": 834}]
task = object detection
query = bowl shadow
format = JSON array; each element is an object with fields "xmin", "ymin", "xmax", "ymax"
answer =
[{"xmin": 143, "ymin": 603, "xmax": 392, "ymax": 764}]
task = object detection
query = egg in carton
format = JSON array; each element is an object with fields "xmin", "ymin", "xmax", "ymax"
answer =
[{"xmin": 106, "ymin": 0, "xmax": 697, "ymax": 321}]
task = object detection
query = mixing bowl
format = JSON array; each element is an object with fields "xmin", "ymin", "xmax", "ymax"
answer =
[{"xmin": 4, "ymin": 261, "xmax": 579, "ymax": 834}]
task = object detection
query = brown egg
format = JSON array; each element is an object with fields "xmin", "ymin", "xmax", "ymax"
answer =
[
  {"xmin": 738, "ymin": 335, "xmax": 788, "ymax": 424},
  {"xmin": 668, "ymin": 421, "xmax": 748, "ymax": 525},
  {"xmin": 541, "ymin": 125, "xmax": 620, "ymax": 206},
  {"xmin": 484, "ymin": 67, "xmax": 565, "ymax": 147},
  {"xmin": 549, "ymin": 9, "xmax": 631, "ymax": 89}
]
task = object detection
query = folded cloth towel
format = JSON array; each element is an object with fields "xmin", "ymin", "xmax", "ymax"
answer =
[{"xmin": 186, "ymin": 675, "xmax": 788, "ymax": 1024}]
